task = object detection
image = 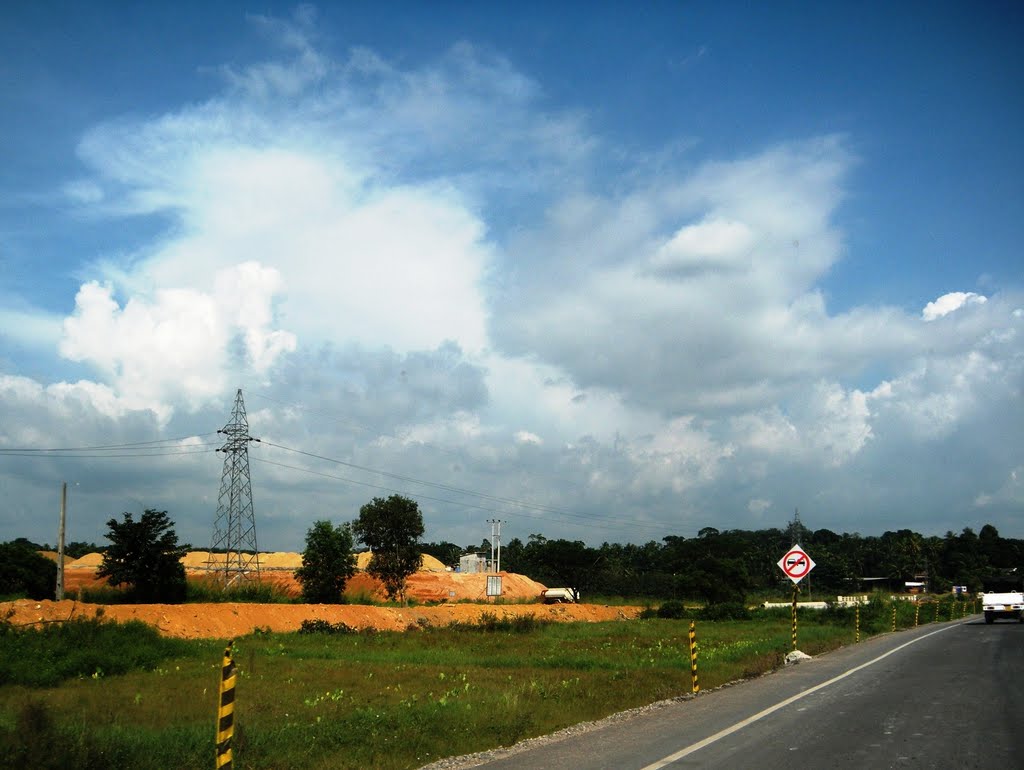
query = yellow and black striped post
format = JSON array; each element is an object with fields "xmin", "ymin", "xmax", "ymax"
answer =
[
  {"xmin": 688, "ymin": 621, "xmax": 699, "ymax": 694},
  {"xmin": 855, "ymin": 605, "xmax": 860, "ymax": 643},
  {"xmin": 934, "ymin": 602, "xmax": 939, "ymax": 623},
  {"xmin": 914, "ymin": 603, "xmax": 920, "ymax": 627},
  {"xmin": 216, "ymin": 641, "xmax": 237, "ymax": 769},
  {"xmin": 891, "ymin": 605, "xmax": 896, "ymax": 632},
  {"xmin": 791, "ymin": 585, "xmax": 798, "ymax": 650}
]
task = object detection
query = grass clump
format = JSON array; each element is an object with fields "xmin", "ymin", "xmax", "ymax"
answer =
[
  {"xmin": 0, "ymin": 617, "xmax": 191, "ymax": 687},
  {"xmin": 441, "ymin": 612, "xmax": 549, "ymax": 633}
]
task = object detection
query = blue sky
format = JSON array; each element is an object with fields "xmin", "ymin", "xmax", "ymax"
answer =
[{"xmin": 1, "ymin": 2, "xmax": 1021, "ymax": 551}]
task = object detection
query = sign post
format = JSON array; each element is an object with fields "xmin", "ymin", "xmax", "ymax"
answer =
[{"xmin": 777, "ymin": 545, "xmax": 816, "ymax": 650}]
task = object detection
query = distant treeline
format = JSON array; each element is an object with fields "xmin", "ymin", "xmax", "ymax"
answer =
[
  {"xmin": 426, "ymin": 523, "xmax": 1023, "ymax": 602},
  {"xmin": 12, "ymin": 522, "xmax": 1021, "ymax": 604}
]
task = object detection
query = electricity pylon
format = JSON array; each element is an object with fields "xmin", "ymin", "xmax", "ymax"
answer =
[{"xmin": 207, "ymin": 389, "xmax": 262, "ymax": 587}]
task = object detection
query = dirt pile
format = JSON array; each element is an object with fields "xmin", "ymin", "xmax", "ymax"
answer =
[
  {"xmin": 46, "ymin": 551, "xmax": 548, "ymax": 604},
  {"xmin": 1, "ymin": 599, "xmax": 642, "ymax": 639}
]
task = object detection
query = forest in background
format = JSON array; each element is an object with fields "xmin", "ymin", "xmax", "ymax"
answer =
[
  {"xmin": 7, "ymin": 520, "xmax": 1021, "ymax": 605},
  {"xmin": 437, "ymin": 522, "xmax": 1022, "ymax": 603}
]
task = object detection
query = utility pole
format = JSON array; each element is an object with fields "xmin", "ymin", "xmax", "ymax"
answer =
[
  {"xmin": 487, "ymin": 519, "xmax": 505, "ymax": 573},
  {"xmin": 56, "ymin": 482, "xmax": 67, "ymax": 600}
]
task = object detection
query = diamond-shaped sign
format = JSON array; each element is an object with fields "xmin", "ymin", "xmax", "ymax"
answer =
[{"xmin": 778, "ymin": 544, "xmax": 815, "ymax": 584}]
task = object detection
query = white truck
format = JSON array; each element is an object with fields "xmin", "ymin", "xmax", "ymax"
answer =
[
  {"xmin": 541, "ymin": 588, "xmax": 577, "ymax": 604},
  {"xmin": 982, "ymin": 591, "xmax": 1024, "ymax": 624}
]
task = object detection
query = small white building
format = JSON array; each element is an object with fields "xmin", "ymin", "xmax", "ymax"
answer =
[{"xmin": 459, "ymin": 554, "xmax": 490, "ymax": 573}]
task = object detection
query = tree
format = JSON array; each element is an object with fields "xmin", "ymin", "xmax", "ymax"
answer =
[
  {"xmin": 524, "ymin": 538, "xmax": 601, "ymax": 602},
  {"xmin": 0, "ymin": 541, "xmax": 57, "ymax": 600},
  {"xmin": 352, "ymin": 495, "xmax": 424, "ymax": 604},
  {"xmin": 65, "ymin": 541, "xmax": 104, "ymax": 559},
  {"xmin": 295, "ymin": 520, "xmax": 357, "ymax": 603},
  {"xmin": 420, "ymin": 540, "xmax": 464, "ymax": 569},
  {"xmin": 98, "ymin": 509, "xmax": 189, "ymax": 603}
]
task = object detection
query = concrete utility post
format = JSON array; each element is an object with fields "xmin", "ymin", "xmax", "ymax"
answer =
[
  {"xmin": 487, "ymin": 519, "xmax": 505, "ymax": 572},
  {"xmin": 56, "ymin": 482, "xmax": 67, "ymax": 601}
]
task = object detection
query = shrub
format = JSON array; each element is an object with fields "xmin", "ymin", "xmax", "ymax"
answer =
[
  {"xmin": 0, "ymin": 541, "xmax": 57, "ymax": 600},
  {"xmin": 656, "ymin": 600, "xmax": 687, "ymax": 619},
  {"xmin": 441, "ymin": 612, "xmax": 548, "ymax": 633},
  {"xmin": 298, "ymin": 619, "xmax": 356, "ymax": 635},
  {"xmin": 699, "ymin": 601, "xmax": 751, "ymax": 621}
]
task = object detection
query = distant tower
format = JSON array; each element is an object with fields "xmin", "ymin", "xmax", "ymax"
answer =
[
  {"xmin": 787, "ymin": 508, "xmax": 806, "ymax": 545},
  {"xmin": 207, "ymin": 389, "xmax": 261, "ymax": 587}
]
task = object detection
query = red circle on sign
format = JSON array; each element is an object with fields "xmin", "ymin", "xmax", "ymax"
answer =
[{"xmin": 781, "ymin": 550, "xmax": 810, "ymax": 579}]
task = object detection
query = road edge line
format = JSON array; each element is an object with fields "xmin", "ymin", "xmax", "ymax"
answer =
[{"xmin": 640, "ymin": 623, "xmax": 960, "ymax": 769}]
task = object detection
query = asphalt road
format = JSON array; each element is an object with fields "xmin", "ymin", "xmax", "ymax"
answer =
[{"xmin": 460, "ymin": 616, "xmax": 1023, "ymax": 769}]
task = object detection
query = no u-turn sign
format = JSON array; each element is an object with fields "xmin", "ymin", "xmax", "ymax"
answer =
[{"xmin": 778, "ymin": 544, "xmax": 815, "ymax": 583}]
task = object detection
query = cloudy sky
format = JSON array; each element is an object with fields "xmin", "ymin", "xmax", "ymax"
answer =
[{"xmin": 1, "ymin": 3, "xmax": 1021, "ymax": 552}]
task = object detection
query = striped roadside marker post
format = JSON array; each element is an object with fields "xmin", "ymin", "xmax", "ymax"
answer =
[
  {"xmin": 688, "ymin": 621, "xmax": 699, "ymax": 694},
  {"xmin": 934, "ymin": 602, "xmax": 939, "ymax": 623},
  {"xmin": 855, "ymin": 605, "xmax": 860, "ymax": 643},
  {"xmin": 216, "ymin": 641, "xmax": 237, "ymax": 769},
  {"xmin": 791, "ymin": 585, "xmax": 798, "ymax": 650},
  {"xmin": 914, "ymin": 603, "xmax": 920, "ymax": 627},
  {"xmin": 891, "ymin": 605, "xmax": 896, "ymax": 632}
]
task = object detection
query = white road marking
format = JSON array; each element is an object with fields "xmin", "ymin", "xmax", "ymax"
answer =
[{"xmin": 640, "ymin": 624, "xmax": 960, "ymax": 769}]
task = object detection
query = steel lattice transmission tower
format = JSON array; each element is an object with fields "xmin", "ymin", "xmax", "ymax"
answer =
[{"xmin": 207, "ymin": 389, "xmax": 262, "ymax": 587}]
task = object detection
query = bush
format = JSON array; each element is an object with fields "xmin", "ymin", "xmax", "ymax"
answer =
[
  {"xmin": 298, "ymin": 619, "xmax": 356, "ymax": 635},
  {"xmin": 186, "ymin": 579, "xmax": 296, "ymax": 604},
  {"xmin": 656, "ymin": 600, "xmax": 687, "ymax": 619},
  {"xmin": 699, "ymin": 601, "xmax": 751, "ymax": 621},
  {"xmin": 0, "ymin": 541, "xmax": 57, "ymax": 600},
  {"xmin": 442, "ymin": 612, "xmax": 549, "ymax": 633}
]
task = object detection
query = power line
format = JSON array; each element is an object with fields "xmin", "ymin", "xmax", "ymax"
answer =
[
  {"xmin": 0, "ymin": 447, "xmax": 219, "ymax": 459},
  {"xmin": 259, "ymin": 439, "xmax": 627, "ymax": 526},
  {"xmin": 0, "ymin": 433, "xmax": 219, "ymax": 453},
  {"xmin": 250, "ymin": 456, "xmax": 664, "ymax": 536},
  {"xmin": 247, "ymin": 389, "xmax": 600, "ymax": 496}
]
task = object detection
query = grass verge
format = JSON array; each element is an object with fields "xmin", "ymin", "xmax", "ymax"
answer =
[{"xmin": 0, "ymin": 606, "xmax": 941, "ymax": 769}]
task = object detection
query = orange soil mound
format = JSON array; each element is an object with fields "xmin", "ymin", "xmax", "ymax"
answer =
[
  {"xmin": 1, "ymin": 598, "xmax": 642, "ymax": 639},
  {"xmin": 37, "ymin": 551, "xmax": 75, "ymax": 565},
  {"xmin": 355, "ymin": 551, "xmax": 446, "ymax": 571},
  {"xmin": 70, "ymin": 552, "xmax": 105, "ymax": 567},
  {"xmin": 55, "ymin": 562, "xmax": 547, "ymax": 604}
]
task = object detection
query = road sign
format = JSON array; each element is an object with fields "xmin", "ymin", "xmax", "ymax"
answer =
[{"xmin": 778, "ymin": 544, "xmax": 816, "ymax": 583}]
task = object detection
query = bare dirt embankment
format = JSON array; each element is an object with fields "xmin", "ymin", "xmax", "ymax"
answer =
[
  {"xmin": 2, "ymin": 599, "xmax": 642, "ymax": 640},
  {"xmin": 19, "ymin": 552, "xmax": 640, "ymax": 638},
  {"xmin": 56, "ymin": 551, "xmax": 549, "ymax": 604}
]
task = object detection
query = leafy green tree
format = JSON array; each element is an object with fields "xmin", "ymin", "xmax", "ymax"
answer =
[
  {"xmin": 295, "ymin": 520, "xmax": 357, "ymax": 603},
  {"xmin": 524, "ymin": 538, "xmax": 601, "ymax": 602},
  {"xmin": 352, "ymin": 495, "xmax": 424, "ymax": 604},
  {"xmin": 65, "ymin": 541, "xmax": 103, "ymax": 559},
  {"xmin": 420, "ymin": 540, "xmax": 464, "ymax": 569},
  {"xmin": 98, "ymin": 509, "xmax": 189, "ymax": 603},
  {"xmin": 0, "ymin": 541, "xmax": 57, "ymax": 600}
]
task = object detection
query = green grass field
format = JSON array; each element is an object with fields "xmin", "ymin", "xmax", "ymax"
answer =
[{"xmin": 0, "ymin": 598, "xmax": 966, "ymax": 769}]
